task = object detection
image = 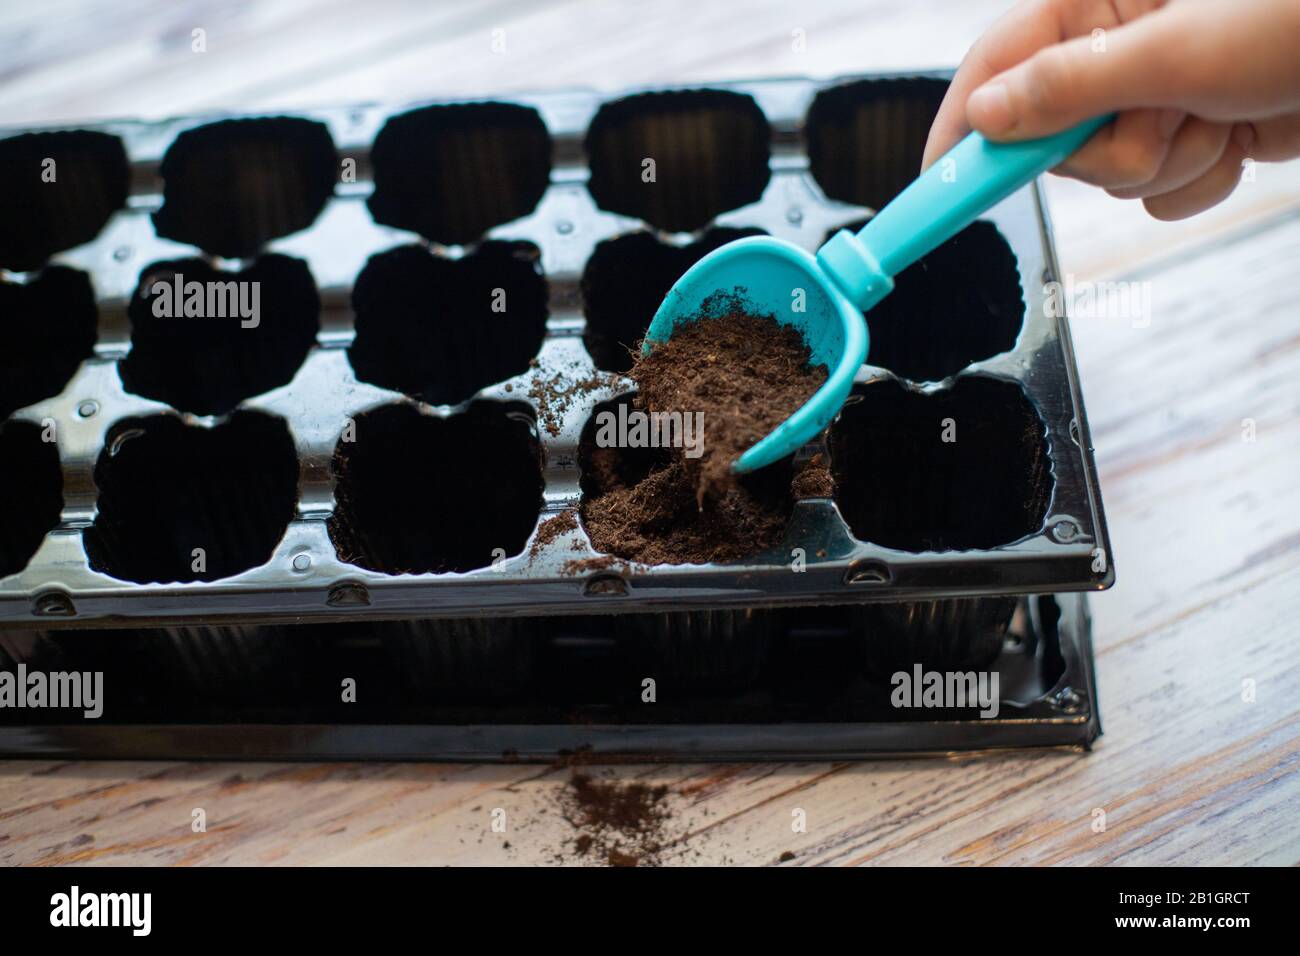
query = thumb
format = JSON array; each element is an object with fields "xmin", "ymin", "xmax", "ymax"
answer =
[{"xmin": 966, "ymin": 11, "xmax": 1186, "ymax": 140}]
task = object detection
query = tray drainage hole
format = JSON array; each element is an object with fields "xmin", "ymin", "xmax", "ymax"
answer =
[
  {"xmin": 292, "ymin": 552, "xmax": 312, "ymax": 572},
  {"xmin": 349, "ymin": 242, "xmax": 547, "ymax": 405},
  {"xmin": 581, "ymin": 227, "xmax": 764, "ymax": 374},
  {"xmin": 583, "ymin": 573, "xmax": 628, "ymax": 597},
  {"xmin": 31, "ymin": 590, "xmax": 75, "ymax": 617},
  {"xmin": 844, "ymin": 560, "xmax": 891, "ymax": 586},
  {"xmin": 1, "ymin": 266, "xmax": 98, "ymax": 420},
  {"xmin": 328, "ymin": 401, "xmax": 544, "ymax": 575},
  {"xmin": 326, "ymin": 581, "xmax": 370, "ymax": 607},
  {"xmin": 0, "ymin": 129, "xmax": 129, "ymax": 271}
]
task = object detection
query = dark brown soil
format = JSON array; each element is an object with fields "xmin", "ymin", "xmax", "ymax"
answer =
[
  {"xmin": 530, "ymin": 509, "xmax": 578, "ymax": 557},
  {"xmin": 562, "ymin": 554, "xmax": 630, "ymax": 575},
  {"xmin": 634, "ymin": 310, "xmax": 827, "ymax": 502},
  {"xmin": 579, "ymin": 307, "xmax": 827, "ymax": 565},
  {"xmin": 560, "ymin": 771, "xmax": 671, "ymax": 867},
  {"xmin": 792, "ymin": 453, "xmax": 835, "ymax": 498}
]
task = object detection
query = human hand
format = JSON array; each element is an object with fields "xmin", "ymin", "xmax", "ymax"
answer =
[{"xmin": 922, "ymin": 0, "xmax": 1300, "ymax": 220}]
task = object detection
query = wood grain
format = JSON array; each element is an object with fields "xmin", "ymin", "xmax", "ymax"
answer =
[{"xmin": 2, "ymin": 0, "xmax": 1299, "ymax": 866}]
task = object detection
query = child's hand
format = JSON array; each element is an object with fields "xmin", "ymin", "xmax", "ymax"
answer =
[{"xmin": 922, "ymin": 0, "xmax": 1300, "ymax": 220}]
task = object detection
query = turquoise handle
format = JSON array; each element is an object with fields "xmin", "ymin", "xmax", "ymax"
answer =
[{"xmin": 817, "ymin": 115, "xmax": 1112, "ymax": 310}]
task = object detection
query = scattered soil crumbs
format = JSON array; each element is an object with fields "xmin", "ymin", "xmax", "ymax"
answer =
[
  {"xmin": 579, "ymin": 306, "xmax": 828, "ymax": 565},
  {"xmin": 778, "ymin": 850, "xmax": 797, "ymax": 863},
  {"xmin": 792, "ymin": 453, "xmax": 834, "ymax": 498},
  {"xmin": 530, "ymin": 508, "xmax": 578, "ymax": 557},
  {"xmin": 562, "ymin": 554, "xmax": 631, "ymax": 575},
  {"xmin": 560, "ymin": 772, "xmax": 671, "ymax": 867},
  {"xmin": 528, "ymin": 361, "xmax": 616, "ymax": 437}
]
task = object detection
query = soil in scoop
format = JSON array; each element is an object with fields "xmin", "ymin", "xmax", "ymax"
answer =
[{"xmin": 579, "ymin": 307, "xmax": 828, "ymax": 565}]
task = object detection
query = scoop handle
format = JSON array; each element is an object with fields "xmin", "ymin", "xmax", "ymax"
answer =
[{"xmin": 816, "ymin": 116, "xmax": 1112, "ymax": 310}]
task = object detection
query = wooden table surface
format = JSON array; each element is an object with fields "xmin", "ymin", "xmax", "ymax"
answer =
[{"xmin": 2, "ymin": 0, "xmax": 1298, "ymax": 866}]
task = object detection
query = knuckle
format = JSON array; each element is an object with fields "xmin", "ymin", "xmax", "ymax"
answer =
[
  {"xmin": 1024, "ymin": 46, "xmax": 1078, "ymax": 114},
  {"xmin": 1110, "ymin": 138, "xmax": 1164, "ymax": 185}
]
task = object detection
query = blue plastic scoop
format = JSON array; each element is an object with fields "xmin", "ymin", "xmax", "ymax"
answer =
[{"xmin": 644, "ymin": 116, "xmax": 1111, "ymax": 474}]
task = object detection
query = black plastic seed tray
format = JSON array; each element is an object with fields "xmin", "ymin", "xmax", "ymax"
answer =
[
  {"xmin": 0, "ymin": 592, "xmax": 1099, "ymax": 759},
  {"xmin": 0, "ymin": 72, "xmax": 1113, "ymax": 628}
]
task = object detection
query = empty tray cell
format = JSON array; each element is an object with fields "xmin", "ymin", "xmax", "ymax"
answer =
[
  {"xmin": 328, "ymin": 401, "xmax": 544, "ymax": 574},
  {"xmin": 0, "ymin": 130, "xmax": 128, "ymax": 271},
  {"xmin": 829, "ymin": 376, "xmax": 1052, "ymax": 551},
  {"xmin": 49, "ymin": 626, "xmax": 306, "ymax": 711},
  {"xmin": 0, "ymin": 266, "xmax": 98, "ymax": 419},
  {"xmin": 83, "ymin": 412, "xmax": 299, "ymax": 584},
  {"xmin": 368, "ymin": 102, "xmax": 552, "ymax": 245},
  {"xmin": 530, "ymin": 617, "xmax": 635, "ymax": 707},
  {"xmin": 0, "ymin": 630, "xmax": 63, "ymax": 670},
  {"xmin": 578, "ymin": 394, "xmax": 795, "ymax": 565},
  {"xmin": 0, "ymin": 421, "xmax": 63, "ymax": 579},
  {"xmin": 806, "ymin": 77, "xmax": 948, "ymax": 210},
  {"xmin": 613, "ymin": 609, "xmax": 775, "ymax": 694},
  {"xmin": 854, "ymin": 597, "xmax": 1017, "ymax": 676},
  {"xmin": 119, "ymin": 254, "xmax": 321, "ymax": 416},
  {"xmin": 585, "ymin": 89, "xmax": 771, "ymax": 233},
  {"xmin": 348, "ymin": 241, "xmax": 547, "ymax": 405},
  {"xmin": 581, "ymin": 227, "xmax": 764, "ymax": 373},
  {"xmin": 836, "ymin": 219, "xmax": 1023, "ymax": 382},
  {"xmin": 381, "ymin": 618, "xmax": 538, "ymax": 700},
  {"xmin": 771, "ymin": 608, "xmax": 871, "ymax": 712},
  {"xmin": 152, "ymin": 117, "xmax": 338, "ymax": 257}
]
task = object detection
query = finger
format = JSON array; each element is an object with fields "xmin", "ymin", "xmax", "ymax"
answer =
[
  {"xmin": 1248, "ymin": 111, "xmax": 1300, "ymax": 162},
  {"xmin": 921, "ymin": 0, "xmax": 1067, "ymax": 170},
  {"xmin": 1052, "ymin": 107, "xmax": 1181, "ymax": 189},
  {"xmin": 965, "ymin": 7, "xmax": 1194, "ymax": 140},
  {"xmin": 1107, "ymin": 117, "xmax": 1231, "ymax": 199},
  {"xmin": 1142, "ymin": 132, "xmax": 1250, "ymax": 221},
  {"xmin": 969, "ymin": 0, "xmax": 1300, "ymax": 140}
]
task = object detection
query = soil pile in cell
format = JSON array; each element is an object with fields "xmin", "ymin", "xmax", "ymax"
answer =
[{"xmin": 579, "ymin": 306, "xmax": 827, "ymax": 565}]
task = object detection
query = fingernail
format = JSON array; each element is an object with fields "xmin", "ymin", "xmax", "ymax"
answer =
[
  {"xmin": 1158, "ymin": 109, "xmax": 1185, "ymax": 138},
  {"xmin": 968, "ymin": 83, "xmax": 1014, "ymax": 133}
]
